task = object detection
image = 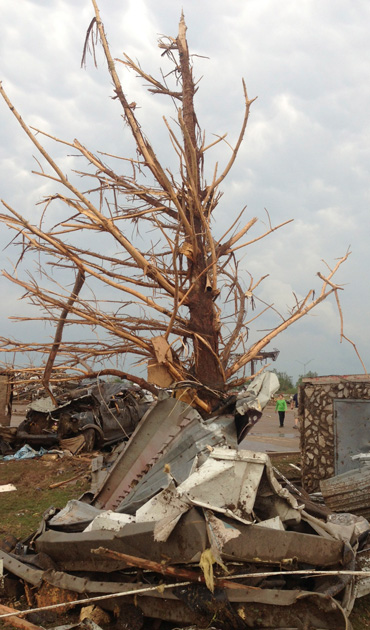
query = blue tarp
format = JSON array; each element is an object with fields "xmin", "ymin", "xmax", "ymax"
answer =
[{"xmin": 3, "ymin": 444, "xmax": 48, "ymax": 461}]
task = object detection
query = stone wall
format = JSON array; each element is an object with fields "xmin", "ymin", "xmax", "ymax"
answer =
[{"xmin": 300, "ymin": 375, "xmax": 370, "ymax": 492}]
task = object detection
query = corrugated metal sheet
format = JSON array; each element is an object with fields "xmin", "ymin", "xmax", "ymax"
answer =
[
  {"xmin": 321, "ymin": 467, "xmax": 370, "ymax": 519},
  {"xmin": 116, "ymin": 414, "xmax": 237, "ymax": 514},
  {"xmin": 92, "ymin": 398, "xmax": 201, "ymax": 510}
]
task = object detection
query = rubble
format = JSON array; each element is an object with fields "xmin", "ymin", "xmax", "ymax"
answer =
[
  {"xmin": 1, "ymin": 373, "xmax": 370, "ymax": 628},
  {"xmin": 0, "ymin": 484, "xmax": 16, "ymax": 493},
  {"xmin": 0, "ymin": 382, "xmax": 152, "ymax": 456},
  {"xmin": 321, "ymin": 468, "xmax": 370, "ymax": 520}
]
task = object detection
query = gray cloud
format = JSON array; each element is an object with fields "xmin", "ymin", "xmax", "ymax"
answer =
[{"xmin": 0, "ymin": 0, "xmax": 369, "ymax": 382}]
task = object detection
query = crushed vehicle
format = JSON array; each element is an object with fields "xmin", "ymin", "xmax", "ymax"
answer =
[
  {"xmin": 1, "ymin": 373, "xmax": 370, "ymax": 629},
  {"xmin": 0, "ymin": 381, "xmax": 153, "ymax": 455}
]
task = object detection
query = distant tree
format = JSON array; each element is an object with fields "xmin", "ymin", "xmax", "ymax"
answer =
[
  {"xmin": 296, "ymin": 371, "xmax": 318, "ymax": 387},
  {"xmin": 272, "ymin": 370, "xmax": 294, "ymax": 393}
]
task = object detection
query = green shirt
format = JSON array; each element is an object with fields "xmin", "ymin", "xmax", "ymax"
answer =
[{"xmin": 275, "ymin": 399, "xmax": 287, "ymax": 412}]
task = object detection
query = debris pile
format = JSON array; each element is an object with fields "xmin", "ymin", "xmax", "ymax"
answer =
[
  {"xmin": 1, "ymin": 375, "xmax": 370, "ymax": 629},
  {"xmin": 0, "ymin": 382, "xmax": 152, "ymax": 456}
]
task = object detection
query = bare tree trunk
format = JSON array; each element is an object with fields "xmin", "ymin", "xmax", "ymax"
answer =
[
  {"xmin": 42, "ymin": 270, "xmax": 85, "ymax": 403},
  {"xmin": 177, "ymin": 15, "xmax": 224, "ymax": 392}
]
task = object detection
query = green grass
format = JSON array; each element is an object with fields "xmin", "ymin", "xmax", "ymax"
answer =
[{"xmin": 0, "ymin": 458, "xmax": 91, "ymax": 540}]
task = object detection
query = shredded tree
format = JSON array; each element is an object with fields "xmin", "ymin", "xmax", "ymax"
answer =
[{"xmin": 0, "ymin": 0, "xmax": 361, "ymax": 413}]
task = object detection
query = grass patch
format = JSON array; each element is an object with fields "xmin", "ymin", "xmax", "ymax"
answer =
[{"xmin": 0, "ymin": 457, "xmax": 91, "ymax": 540}]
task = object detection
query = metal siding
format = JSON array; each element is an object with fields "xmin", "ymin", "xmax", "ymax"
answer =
[
  {"xmin": 321, "ymin": 467, "xmax": 370, "ymax": 519},
  {"xmin": 334, "ymin": 399, "xmax": 370, "ymax": 475}
]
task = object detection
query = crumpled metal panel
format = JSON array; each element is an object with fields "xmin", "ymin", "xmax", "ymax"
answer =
[
  {"xmin": 115, "ymin": 448, "xmax": 305, "ymax": 547},
  {"xmin": 235, "ymin": 372, "xmax": 280, "ymax": 441},
  {"xmin": 125, "ymin": 588, "xmax": 352, "ymax": 629},
  {"xmin": 116, "ymin": 414, "xmax": 237, "ymax": 514},
  {"xmin": 177, "ymin": 448, "xmax": 300, "ymax": 524},
  {"xmin": 48, "ymin": 500, "xmax": 103, "ymax": 531},
  {"xmin": 321, "ymin": 468, "xmax": 370, "ymax": 520},
  {"xmin": 178, "ymin": 455, "xmax": 261, "ymax": 523},
  {"xmin": 35, "ymin": 508, "xmax": 207, "ymax": 572},
  {"xmin": 93, "ymin": 398, "xmax": 201, "ymax": 510},
  {"xmin": 1, "ymin": 548, "xmax": 182, "ymax": 597},
  {"xmin": 213, "ymin": 515, "xmax": 345, "ymax": 566},
  {"xmin": 84, "ymin": 511, "xmax": 135, "ymax": 533},
  {"xmin": 135, "ymin": 481, "xmax": 192, "ymax": 542},
  {"xmin": 236, "ymin": 371, "xmax": 279, "ymax": 415},
  {"xmin": 0, "ymin": 547, "xmax": 353, "ymax": 629},
  {"xmin": 0, "ymin": 549, "xmax": 43, "ymax": 587}
]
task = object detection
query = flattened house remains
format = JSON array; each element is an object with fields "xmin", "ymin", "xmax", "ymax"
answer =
[{"xmin": 2, "ymin": 373, "xmax": 370, "ymax": 629}]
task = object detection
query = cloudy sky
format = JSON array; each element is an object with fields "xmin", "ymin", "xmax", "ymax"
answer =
[{"xmin": 0, "ymin": 0, "xmax": 369, "ymax": 384}]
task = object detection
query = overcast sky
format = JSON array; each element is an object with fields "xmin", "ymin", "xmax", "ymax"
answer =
[{"xmin": 0, "ymin": 0, "xmax": 369, "ymax": 384}]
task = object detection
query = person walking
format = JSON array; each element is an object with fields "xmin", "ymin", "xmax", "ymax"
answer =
[
  {"xmin": 291, "ymin": 392, "xmax": 299, "ymax": 429},
  {"xmin": 275, "ymin": 394, "xmax": 287, "ymax": 428}
]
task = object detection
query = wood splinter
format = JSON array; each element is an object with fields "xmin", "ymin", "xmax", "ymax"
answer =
[{"xmin": 92, "ymin": 547, "xmax": 259, "ymax": 592}]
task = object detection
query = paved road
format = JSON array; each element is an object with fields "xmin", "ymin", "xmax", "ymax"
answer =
[{"xmin": 240, "ymin": 406, "xmax": 300, "ymax": 453}]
